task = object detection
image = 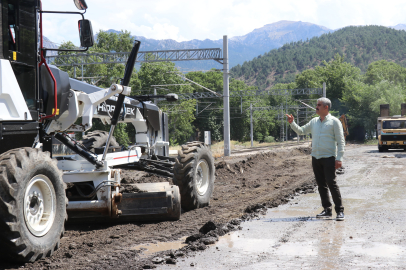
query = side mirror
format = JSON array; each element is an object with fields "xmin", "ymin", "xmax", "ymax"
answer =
[
  {"xmin": 74, "ymin": 0, "xmax": 88, "ymax": 10},
  {"xmin": 78, "ymin": 19, "xmax": 94, "ymax": 47},
  {"xmin": 165, "ymin": 94, "xmax": 178, "ymax": 102}
]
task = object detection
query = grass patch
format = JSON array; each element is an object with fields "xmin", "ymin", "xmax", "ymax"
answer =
[{"xmin": 364, "ymin": 139, "xmax": 378, "ymax": 145}]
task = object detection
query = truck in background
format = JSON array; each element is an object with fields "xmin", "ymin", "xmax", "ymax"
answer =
[
  {"xmin": 377, "ymin": 104, "xmax": 406, "ymax": 152},
  {"xmin": 339, "ymin": 114, "xmax": 349, "ymax": 142}
]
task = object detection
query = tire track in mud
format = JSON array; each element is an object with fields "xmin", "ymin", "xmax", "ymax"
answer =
[{"xmin": 276, "ymin": 217, "xmax": 312, "ymax": 244}]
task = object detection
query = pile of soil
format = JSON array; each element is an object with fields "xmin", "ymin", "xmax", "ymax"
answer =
[{"xmin": 2, "ymin": 146, "xmax": 315, "ymax": 270}]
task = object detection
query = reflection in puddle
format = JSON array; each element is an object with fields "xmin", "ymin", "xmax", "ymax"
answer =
[
  {"xmin": 217, "ymin": 233, "xmax": 277, "ymax": 253},
  {"xmin": 264, "ymin": 216, "xmax": 314, "ymax": 222},
  {"xmin": 275, "ymin": 241, "xmax": 318, "ymax": 256},
  {"xmin": 345, "ymin": 242, "xmax": 406, "ymax": 258},
  {"xmin": 131, "ymin": 237, "xmax": 187, "ymax": 257}
]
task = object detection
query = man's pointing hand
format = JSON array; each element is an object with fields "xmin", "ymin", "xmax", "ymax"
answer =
[{"xmin": 285, "ymin": 114, "xmax": 294, "ymax": 124}]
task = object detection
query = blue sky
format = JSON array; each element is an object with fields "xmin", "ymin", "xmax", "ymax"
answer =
[{"xmin": 42, "ymin": 0, "xmax": 406, "ymax": 46}]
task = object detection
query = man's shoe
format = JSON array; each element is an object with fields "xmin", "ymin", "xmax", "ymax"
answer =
[
  {"xmin": 336, "ymin": 212, "xmax": 345, "ymax": 221},
  {"xmin": 316, "ymin": 209, "xmax": 332, "ymax": 218}
]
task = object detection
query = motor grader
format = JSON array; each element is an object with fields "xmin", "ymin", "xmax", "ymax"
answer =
[{"xmin": 0, "ymin": 0, "xmax": 215, "ymax": 262}]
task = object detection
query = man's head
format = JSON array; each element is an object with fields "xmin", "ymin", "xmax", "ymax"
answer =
[{"xmin": 316, "ymin": 97, "xmax": 331, "ymax": 117}]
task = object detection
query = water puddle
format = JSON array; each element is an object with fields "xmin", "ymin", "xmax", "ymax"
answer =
[
  {"xmin": 274, "ymin": 241, "xmax": 318, "ymax": 256},
  {"xmin": 131, "ymin": 236, "xmax": 187, "ymax": 257},
  {"xmin": 344, "ymin": 241, "xmax": 406, "ymax": 258},
  {"xmin": 216, "ymin": 233, "xmax": 277, "ymax": 253},
  {"xmin": 160, "ymin": 146, "xmax": 406, "ymax": 269}
]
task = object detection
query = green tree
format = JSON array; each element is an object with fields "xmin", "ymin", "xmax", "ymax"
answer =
[
  {"xmin": 186, "ymin": 70, "xmax": 224, "ymax": 142},
  {"xmin": 296, "ymin": 54, "xmax": 361, "ymax": 103},
  {"xmin": 138, "ymin": 61, "xmax": 198, "ymax": 145},
  {"xmin": 56, "ymin": 31, "xmax": 141, "ymax": 146},
  {"xmin": 369, "ymin": 81, "xmax": 406, "ymax": 117},
  {"xmin": 364, "ymin": 60, "xmax": 406, "ymax": 86},
  {"xmin": 168, "ymin": 99, "xmax": 197, "ymax": 145}
]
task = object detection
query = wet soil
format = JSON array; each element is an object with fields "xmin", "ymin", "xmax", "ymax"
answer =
[
  {"xmin": 167, "ymin": 145, "xmax": 406, "ymax": 269},
  {"xmin": 1, "ymin": 146, "xmax": 315, "ymax": 270}
]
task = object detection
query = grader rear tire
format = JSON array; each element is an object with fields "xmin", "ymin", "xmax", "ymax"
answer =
[
  {"xmin": 82, "ymin": 130, "xmax": 119, "ymax": 152},
  {"xmin": 0, "ymin": 148, "xmax": 67, "ymax": 262},
  {"xmin": 173, "ymin": 142, "xmax": 215, "ymax": 211}
]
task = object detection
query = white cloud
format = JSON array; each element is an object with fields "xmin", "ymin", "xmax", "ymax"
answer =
[{"xmin": 41, "ymin": 0, "xmax": 406, "ymax": 44}]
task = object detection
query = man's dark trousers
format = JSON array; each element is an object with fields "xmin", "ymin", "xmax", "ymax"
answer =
[{"xmin": 312, "ymin": 156, "xmax": 344, "ymax": 213}]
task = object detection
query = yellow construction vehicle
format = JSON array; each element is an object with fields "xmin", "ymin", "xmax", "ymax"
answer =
[
  {"xmin": 377, "ymin": 104, "xmax": 406, "ymax": 152},
  {"xmin": 339, "ymin": 114, "xmax": 349, "ymax": 141}
]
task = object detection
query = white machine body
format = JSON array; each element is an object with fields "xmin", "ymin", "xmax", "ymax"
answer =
[{"xmin": 0, "ymin": 60, "xmax": 32, "ymax": 121}]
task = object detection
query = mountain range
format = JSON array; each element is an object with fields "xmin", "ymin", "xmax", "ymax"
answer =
[
  {"xmin": 105, "ymin": 20, "xmax": 333, "ymax": 71},
  {"xmin": 45, "ymin": 21, "xmax": 406, "ymax": 71}
]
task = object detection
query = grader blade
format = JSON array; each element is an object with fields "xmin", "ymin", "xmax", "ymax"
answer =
[{"xmin": 115, "ymin": 182, "xmax": 181, "ymax": 221}]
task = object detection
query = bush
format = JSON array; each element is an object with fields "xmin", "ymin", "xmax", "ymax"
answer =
[
  {"xmin": 264, "ymin": 136, "xmax": 275, "ymax": 143},
  {"xmin": 255, "ymin": 133, "xmax": 264, "ymax": 142}
]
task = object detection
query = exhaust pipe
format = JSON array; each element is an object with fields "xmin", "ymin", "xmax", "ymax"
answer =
[
  {"xmin": 401, "ymin": 103, "xmax": 406, "ymax": 116},
  {"xmin": 380, "ymin": 104, "xmax": 390, "ymax": 117}
]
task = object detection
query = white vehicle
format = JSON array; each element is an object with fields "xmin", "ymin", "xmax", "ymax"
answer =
[{"xmin": 0, "ymin": 0, "xmax": 215, "ymax": 262}]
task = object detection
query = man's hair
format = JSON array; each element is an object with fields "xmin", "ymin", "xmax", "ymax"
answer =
[{"xmin": 317, "ymin": 97, "xmax": 332, "ymax": 111}]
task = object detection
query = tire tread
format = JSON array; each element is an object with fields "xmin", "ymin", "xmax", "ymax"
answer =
[
  {"xmin": 173, "ymin": 142, "xmax": 215, "ymax": 211},
  {"xmin": 0, "ymin": 148, "xmax": 67, "ymax": 262},
  {"xmin": 82, "ymin": 130, "xmax": 119, "ymax": 152}
]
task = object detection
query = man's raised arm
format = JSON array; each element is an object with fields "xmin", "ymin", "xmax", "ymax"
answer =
[{"xmin": 286, "ymin": 114, "xmax": 312, "ymax": 135}]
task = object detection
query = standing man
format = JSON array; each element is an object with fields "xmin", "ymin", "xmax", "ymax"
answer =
[{"xmin": 286, "ymin": 98, "xmax": 345, "ymax": 221}]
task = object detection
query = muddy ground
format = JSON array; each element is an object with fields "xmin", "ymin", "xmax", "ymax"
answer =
[
  {"xmin": 1, "ymin": 146, "xmax": 316, "ymax": 270},
  {"xmin": 166, "ymin": 145, "xmax": 406, "ymax": 269}
]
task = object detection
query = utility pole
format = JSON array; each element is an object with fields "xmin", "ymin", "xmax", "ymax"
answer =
[
  {"xmin": 281, "ymin": 105, "xmax": 284, "ymax": 142},
  {"xmin": 285, "ymin": 93, "xmax": 288, "ymax": 142},
  {"xmin": 297, "ymin": 108, "xmax": 299, "ymax": 143},
  {"xmin": 154, "ymin": 88, "xmax": 157, "ymax": 105},
  {"xmin": 223, "ymin": 35, "xmax": 230, "ymax": 156},
  {"xmin": 240, "ymin": 96, "xmax": 242, "ymax": 114},
  {"xmin": 323, "ymin": 82, "xmax": 326, "ymax": 98},
  {"xmin": 305, "ymin": 107, "xmax": 308, "ymax": 141},
  {"xmin": 250, "ymin": 103, "xmax": 253, "ymax": 147}
]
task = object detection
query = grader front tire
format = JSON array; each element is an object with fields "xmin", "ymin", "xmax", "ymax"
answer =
[
  {"xmin": 173, "ymin": 142, "xmax": 215, "ymax": 211},
  {"xmin": 0, "ymin": 148, "xmax": 67, "ymax": 262}
]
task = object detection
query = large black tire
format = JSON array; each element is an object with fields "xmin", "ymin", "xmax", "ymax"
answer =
[
  {"xmin": 378, "ymin": 144, "xmax": 387, "ymax": 152},
  {"xmin": 0, "ymin": 148, "xmax": 67, "ymax": 262},
  {"xmin": 173, "ymin": 142, "xmax": 215, "ymax": 211},
  {"xmin": 82, "ymin": 130, "xmax": 119, "ymax": 152}
]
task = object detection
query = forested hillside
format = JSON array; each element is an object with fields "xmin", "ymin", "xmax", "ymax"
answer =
[{"xmin": 231, "ymin": 26, "xmax": 406, "ymax": 89}]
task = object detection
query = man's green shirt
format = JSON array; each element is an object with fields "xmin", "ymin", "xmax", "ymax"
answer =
[{"xmin": 290, "ymin": 113, "xmax": 345, "ymax": 161}]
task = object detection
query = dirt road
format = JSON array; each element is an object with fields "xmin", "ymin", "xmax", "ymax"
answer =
[
  {"xmin": 1, "ymin": 145, "xmax": 315, "ymax": 270},
  {"xmin": 162, "ymin": 145, "xmax": 406, "ymax": 269}
]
